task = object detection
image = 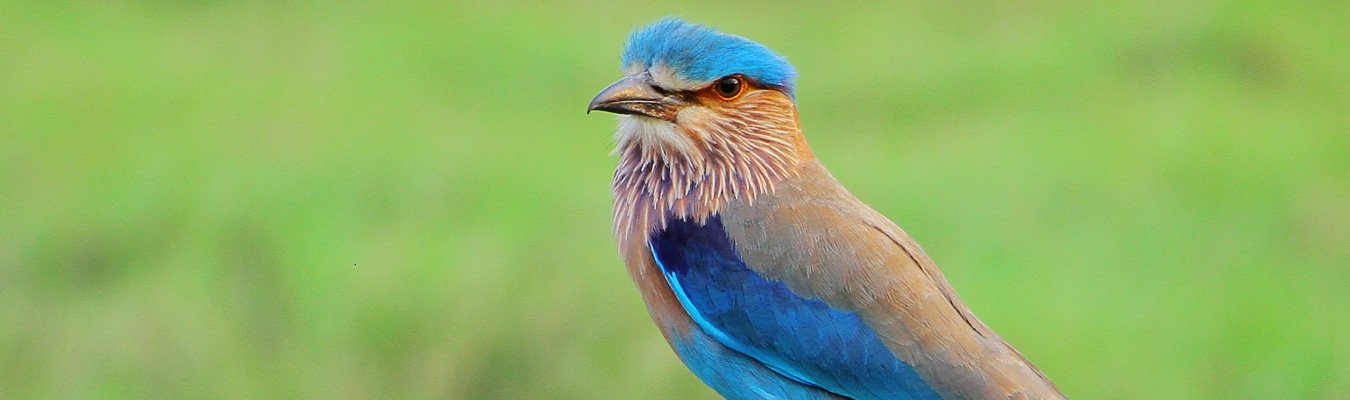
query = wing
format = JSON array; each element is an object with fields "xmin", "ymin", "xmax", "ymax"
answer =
[
  {"xmin": 650, "ymin": 216, "xmax": 942, "ymax": 400},
  {"xmin": 714, "ymin": 160, "xmax": 1065, "ymax": 400}
]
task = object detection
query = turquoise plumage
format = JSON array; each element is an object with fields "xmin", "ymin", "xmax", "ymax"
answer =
[{"xmin": 589, "ymin": 18, "xmax": 1065, "ymax": 400}]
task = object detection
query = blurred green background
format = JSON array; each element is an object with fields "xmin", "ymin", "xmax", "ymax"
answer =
[{"xmin": 2, "ymin": 1, "xmax": 1347, "ymax": 399}]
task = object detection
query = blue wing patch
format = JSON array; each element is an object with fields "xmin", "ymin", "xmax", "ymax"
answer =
[{"xmin": 650, "ymin": 216, "xmax": 941, "ymax": 400}]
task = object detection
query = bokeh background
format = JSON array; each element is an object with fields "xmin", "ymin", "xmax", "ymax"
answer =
[{"xmin": 2, "ymin": 2, "xmax": 1347, "ymax": 399}]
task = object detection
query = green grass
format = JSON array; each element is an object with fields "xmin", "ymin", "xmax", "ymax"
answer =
[{"xmin": 2, "ymin": 2, "xmax": 1347, "ymax": 399}]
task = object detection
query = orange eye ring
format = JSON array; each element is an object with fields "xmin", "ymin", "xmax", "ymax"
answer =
[{"xmin": 712, "ymin": 75, "xmax": 746, "ymax": 100}]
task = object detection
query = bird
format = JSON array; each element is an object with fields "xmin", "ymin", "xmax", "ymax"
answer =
[{"xmin": 587, "ymin": 18, "xmax": 1065, "ymax": 400}]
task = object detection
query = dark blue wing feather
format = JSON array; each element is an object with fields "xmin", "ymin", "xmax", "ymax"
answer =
[{"xmin": 651, "ymin": 216, "xmax": 941, "ymax": 400}]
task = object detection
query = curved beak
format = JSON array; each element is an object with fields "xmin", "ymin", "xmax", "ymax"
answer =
[{"xmin": 587, "ymin": 72, "xmax": 681, "ymax": 122}]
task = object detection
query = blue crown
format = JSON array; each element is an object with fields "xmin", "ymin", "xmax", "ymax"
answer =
[{"xmin": 622, "ymin": 18, "xmax": 796, "ymax": 95}]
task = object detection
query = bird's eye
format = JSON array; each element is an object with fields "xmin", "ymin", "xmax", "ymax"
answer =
[{"xmin": 714, "ymin": 76, "xmax": 744, "ymax": 100}]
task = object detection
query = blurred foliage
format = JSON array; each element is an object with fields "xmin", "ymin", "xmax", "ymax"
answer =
[{"xmin": 1, "ymin": 1, "xmax": 1347, "ymax": 399}]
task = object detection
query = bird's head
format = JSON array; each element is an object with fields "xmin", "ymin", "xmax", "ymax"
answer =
[
  {"xmin": 589, "ymin": 18, "xmax": 808, "ymax": 165},
  {"xmin": 592, "ymin": 18, "xmax": 812, "ymax": 236}
]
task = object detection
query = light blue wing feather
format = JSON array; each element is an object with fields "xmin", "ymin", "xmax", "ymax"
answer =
[{"xmin": 651, "ymin": 216, "xmax": 941, "ymax": 400}]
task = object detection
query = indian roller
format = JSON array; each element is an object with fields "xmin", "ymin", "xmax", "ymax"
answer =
[{"xmin": 587, "ymin": 18, "xmax": 1065, "ymax": 400}]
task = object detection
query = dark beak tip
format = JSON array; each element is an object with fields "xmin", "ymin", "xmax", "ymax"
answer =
[{"xmin": 586, "ymin": 98, "xmax": 605, "ymax": 115}]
